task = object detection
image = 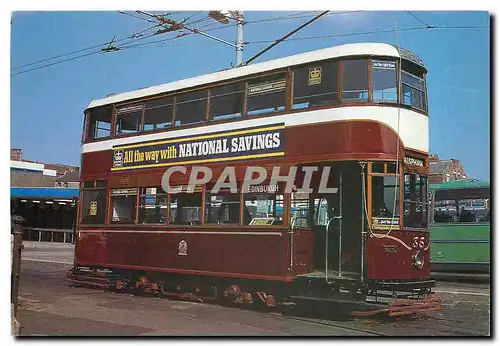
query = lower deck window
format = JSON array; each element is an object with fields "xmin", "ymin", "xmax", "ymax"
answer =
[
  {"xmin": 110, "ymin": 189, "xmax": 137, "ymax": 224},
  {"xmin": 290, "ymin": 192, "xmax": 311, "ymax": 228},
  {"xmin": 404, "ymin": 173, "xmax": 428, "ymax": 228},
  {"xmin": 81, "ymin": 189, "xmax": 107, "ymax": 224},
  {"xmin": 243, "ymin": 193, "xmax": 284, "ymax": 226},
  {"xmin": 138, "ymin": 187, "xmax": 168, "ymax": 224},
  {"xmin": 170, "ymin": 191, "xmax": 202, "ymax": 225},
  {"xmin": 205, "ymin": 192, "xmax": 240, "ymax": 225}
]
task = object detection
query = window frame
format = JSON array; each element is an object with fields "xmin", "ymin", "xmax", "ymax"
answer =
[
  {"xmin": 80, "ymin": 180, "xmax": 108, "ymax": 226},
  {"xmin": 138, "ymin": 186, "xmax": 169, "ymax": 225},
  {"xmin": 108, "ymin": 188, "xmax": 139, "ymax": 225},
  {"xmin": 403, "ymin": 172, "xmax": 429, "ymax": 230},
  {"xmin": 368, "ymin": 162, "xmax": 401, "ymax": 229}
]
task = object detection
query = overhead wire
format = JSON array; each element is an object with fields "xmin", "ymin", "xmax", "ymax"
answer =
[
  {"xmin": 11, "ymin": 10, "xmax": 489, "ymax": 77},
  {"xmin": 11, "ymin": 24, "xmax": 160, "ymax": 72},
  {"xmin": 406, "ymin": 11, "xmax": 434, "ymax": 28},
  {"xmin": 246, "ymin": 25, "xmax": 490, "ymax": 44}
]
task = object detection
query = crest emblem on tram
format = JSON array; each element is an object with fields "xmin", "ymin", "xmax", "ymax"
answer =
[
  {"xmin": 113, "ymin": 149, "xmax": 124, "ymax": 167},
  {"xmin": 178, "ymin": 240, "xmax": 188, "ymax": 256}
]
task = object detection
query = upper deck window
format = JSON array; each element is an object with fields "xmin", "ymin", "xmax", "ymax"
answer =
[
  {"xmin": 87, "ymin": 106, "xmax": 112, "ymax": 140},
  {"xmin": 401, "ymin": 60, "xmax": 426, "ymax": 112},
  {"xmin": 292, "ymin": 60, "xmax": 339, "ymax": 109},
  {"xmin": 247, "ymin": 74, "xmax": 286, "ymax": 116},
  {"xmin": 116, "ymin": 105, "xmax": 143, "ymax": 135},
  {"xmin": 341, "ymin": 59, "xmax": 369, "ymax": 103},
  {"xmin": 402, "ymin": 71, "xmax": 426, "ymax": 111},
  {"xmin": 372, "ymin": 60, "xmax": 398, "ymax": 103},
  {"xmin": 209, "ymin": 82, "xmax": 245, "ymax": 121},
  {"xmin": 175, "ymin": 90, "xmax": 208, "ymax": 126},
  {"xmin": 143, "ymin": 97, "xmax": 173, "ymax": 131}
]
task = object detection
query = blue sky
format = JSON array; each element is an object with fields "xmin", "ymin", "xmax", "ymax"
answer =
[{"xmin": 10, "ymin": 11, "xmax": 490, "ymax": 181}]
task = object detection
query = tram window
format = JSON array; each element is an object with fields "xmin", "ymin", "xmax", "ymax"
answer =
[
  {"xmin": 209, "ymin": 82, "xmax": 245, "ymax": 121},
  {"xmin": 341, "ymin": 59, "xmax": 369, "ymax": 103},
  {"xmin": 143, "ymin": 97, "xmax": 173, "ymax": 131},
  {"xmin": 205, "ymin": 190, "xmax": 240, "ymax": 224},
  {"xmin": 138, "ymin": 187, "xmax": 168, "ymax": 224},
  {"xmin": 290, "ymin": 192, "xmax": 311, "ymax": 228},
  {"xmin": 247, "ymin": 74, "xmax": 286, "ymax": 116},
  {"xmin": 169, "ymin": 191, "xmax": 203, "ymax": 225},
  {"xmin": 88, "ymin": 106, "xmax": 112, "ymax": 140},
  {"xmin": 110, "ymin": 189, "xmax": 138, "ymax": 224},
  {"xmin": 387, "ymin": 163, "xmax": 397, "ymax": 174},
  {"xmin": 372, "ymin": 176, "xmax": 400, "ymax": 219},
  {"xmin": 95, "ymin": 180, "xmax": 107, "ymax": 188},
  {"xmin": 372, "ymin": 162, "xmax": 385, "ymax": 173},
  {"xmin": 116, "ymin": 105, "xmax": 143, "ymax": 135},
  {"xmin": 402, "ymin": 71, "xmax": 426, "ymax": 111},
  {"xmin": 292, "ymin": 61, "xmax": 339, "ymax": 109},
  {"xmin": 243, "ymin": 193, "xmax": 284, "ymax": 226},
  {"xmin": 372, "ymin": 60, "xmax": 398, "ymax": 103},
  {"xmin": 175, "ymin": 90, "xmax": 208, "ymax": 126},
  {"xmin": 403, "ymin": 174, "xmax": 428, "ymax": 228},
  {"xmin": 83, "ymin": 181, "xmax": 94, "ymax": 189},
  {"xmin": 81, "ymin": 189, "xmax": 107, "ymax": 224}
]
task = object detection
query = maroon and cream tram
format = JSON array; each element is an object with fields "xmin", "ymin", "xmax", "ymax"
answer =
[{"xmin": 68, "ymin": 42, "xmax": 440, "ymax": 316}]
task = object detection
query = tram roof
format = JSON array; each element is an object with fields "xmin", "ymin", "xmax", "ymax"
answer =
[
  {"xmin": 11, "ymin": 187, "xmax": 79, "ymax": 200},
  {"xmin": 86, "ymin": 42, "xmax": 425, "ymax": 110}
]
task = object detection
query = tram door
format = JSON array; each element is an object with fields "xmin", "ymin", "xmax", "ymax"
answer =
[
  {"xmin": 310, "ymin": 163, "xmax": 363, "ymax": 279},
  {"xmin": 312, "ymin": 195, "xmax": 341, "ymax": 276}
]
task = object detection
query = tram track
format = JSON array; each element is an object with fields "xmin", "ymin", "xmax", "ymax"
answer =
[{"xmin": 19, "ymin": 262, "xmax": 489, "ymax": 336}]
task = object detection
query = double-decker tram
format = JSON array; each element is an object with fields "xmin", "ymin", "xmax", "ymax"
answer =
[{"xmin": 67, "ymin": 42, "xmax": 441, "ymax": 316}]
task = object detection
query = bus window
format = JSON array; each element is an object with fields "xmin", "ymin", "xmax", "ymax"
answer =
[
  {"xmin": 110, "ymin": 189, "xmax": 138, "ymax": 224},
  {"xmin": 209, "ymin": 82, "xmax": 245, "ymax": 121},
  {"xmin": 341, "ymin": 59, "xmax": 369, "ymax": 103},
  {"xmin": 433, "ymin": 200, "xmax": 456, "ymax": 223},
  {"xmin": 247, "ymin": 74, "xmax": 286, "ymax": 116},
  {"xmin": 143, "ymin": 97, "xmax": 173, "ymax": 131},
  {"xmin": 205, "ymin": 190, "xmax": 240, "ymax": 225},
  {"xmin": 116, "ymin": 105, "xmax": 143, "ymax": 135},
  {"xmin": 372, "ymin": 60, "xmax": 398, "ymax": 103},
  {"xmin": 403, "ymin": 174, "xmax": 428, "ymax": 228},
  {"xmin": 138, "ymin": 187, "xmax": 168, "ymax": 224},
  {"xmin": 169, "ymin": 191, "xmax": 203, "ymax": 225},
  {"xmin": 243, "ymin": 192, "xmax": 284, "ymax": 226},
  {"xmin": 175, "ymin": 90, "xmax": 208, "ymax": 126},
  {"xmin": 292, "ymin": 60, "xmax": 339, "ymax": 110},
  {"xmin": 87, "ymin": 106, "xmax": 112, "ymax": 139}
]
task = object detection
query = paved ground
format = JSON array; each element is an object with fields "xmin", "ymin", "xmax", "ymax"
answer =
[{"xmin": 15, "ymin": 241, "xmax": 491, "ymax": 336}]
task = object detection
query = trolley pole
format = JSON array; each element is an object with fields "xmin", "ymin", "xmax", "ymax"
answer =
[
  {"xmin": 11, "ymin": 215, "xmax": 25, "ymax": 335},
  {"xmin": 235, "ymin": 11, "xmax": 244, "ymax": 66}
]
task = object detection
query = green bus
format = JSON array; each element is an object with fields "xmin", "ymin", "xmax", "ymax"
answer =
[{"xmin": 429, "ymin": 179, "xmax": 490, "ymax": 274}]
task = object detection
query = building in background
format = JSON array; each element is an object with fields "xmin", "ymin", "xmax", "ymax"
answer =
[
  {"xmin": 10, "ymin": 148, "xmax": 80, "ymax": 243},
  {"xmin": 429, "ymin": 154, "xmax": 467, "ymax": 184},
  {"xmin": 10, "ymin": 148, "xmax": 80, "ymax": 188}
]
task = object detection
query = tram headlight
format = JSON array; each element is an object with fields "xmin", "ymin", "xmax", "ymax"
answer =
[{"xmin": 413, "ymin": 251, "xmax": 425, "ymax": 269}]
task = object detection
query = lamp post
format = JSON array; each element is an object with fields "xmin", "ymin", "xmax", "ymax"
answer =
[{"xmin": 208, "ymin": 11, "xmax": 245, "ymax": 66}]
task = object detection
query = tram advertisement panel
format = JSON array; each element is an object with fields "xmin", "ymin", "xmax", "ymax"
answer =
[{"xmin": 111, "ymin": 123, "xmax": 285, "ymax": 171}]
